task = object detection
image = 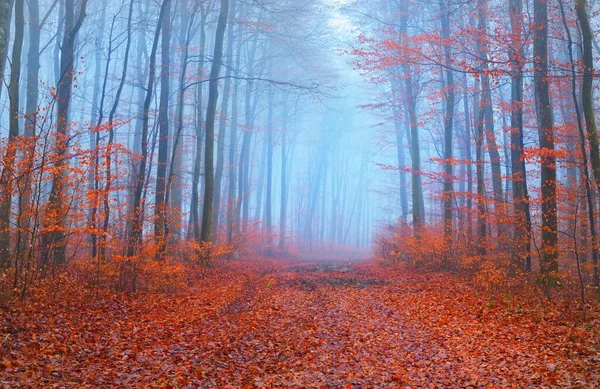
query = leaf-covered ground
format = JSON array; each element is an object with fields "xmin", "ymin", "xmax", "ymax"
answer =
[{"xmin": 2, "ymin": 257, "xmax": 600, "ymax": 387}]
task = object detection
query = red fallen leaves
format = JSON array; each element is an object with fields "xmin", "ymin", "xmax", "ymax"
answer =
[{"xmin": 1, "ymin": 257, "xmax": 600, "ymax": 387}]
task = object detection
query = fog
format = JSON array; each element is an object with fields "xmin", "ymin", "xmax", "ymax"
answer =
[{"xmin": 1, "ymin": 0, "xmax": 598, "ymax": 281}]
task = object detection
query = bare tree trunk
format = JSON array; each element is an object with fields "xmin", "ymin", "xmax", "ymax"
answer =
[
  {"xmin": 127, "ymin": 0, "xmax": 170, "ymax": 260},
  {"xmin": 562, "ymin": 0, "xmax": 599, "ymax": 284},
  {"xmin": 576, "ymin": 0, "xmax": 600, "ymax": 201},
  {"xmin": 200, "ymin": 0, "xmax": 230, "ymax": 253},
  {"xmin": 99, "ymin": 0, "xmax": 135, "ymax": 260},
  {"xmin": 477, "ymin": 0, "xmax": 504, "ymax": 238},
  {"xmin": 0, "ymin": 0, "xmax": 24, "ymax": 268},
  {"xmin": 15, "ymin": 0, "xmax": 42, "ymax": 269},
  {"xmin": 462, "ymin": 77, "xmax": 473, "ymax": 240},
  {"xmin": 279, "ymin": 92, "xmax": 289, "ymax": 249},
  {"xmin": 168, "ymin": 0, "xmax": 192, "ymax": 243},
  {"xmin": 226, "ymin": 31, "xmax": 243, "ymax": 246},
  {"xmin": 0, "ymin": 0, "xmax": 11, "ymax": 79},
  {"xmin": 475, "ymin": 78, "xmax": 487, "ymax": 254},
  {"xmin": 509, "ymin": 0, "xmax": 532, "ymax": 272},
  {"xmin": 576, "ymin": 0, "xmax": 600, "ymax": 284},
  {"xmin": 400, "ymin": 11, "xmax": 424, "ymax": 235},
  {"xmin": 440, "ymin": 0, "xmax": 454, "ymax": 251},
  {"xmin": 191, "ymin": 6, "xmax": 208, "ymax": 242},
  {"xmin": 533, "ymin": 0, "xmax": 559, "ymax": 288},
  {"xmin": 213, "ymin": 0, "xmax": 237, "ymax": 234},
  {"xmin": 0, "ymin": 0, "xmax": 14, "ymax": 100},
  {"xmin": 40, "ymin": 0, "xmax": 88, "ymax": 267},
  {"xmin": 264, "ymin": 86, "xmax": 274, "ymax": 254},
  {"xmin": 237, "ymin": 28, "xmax": 259, "ymax": 234},
  {"xmin": 391, "ymin": 78, "xmax": 408, "ymax": 221},
  {"xmin": 154, "ymin": 0, "xmax": 172, "ymax": 258}
]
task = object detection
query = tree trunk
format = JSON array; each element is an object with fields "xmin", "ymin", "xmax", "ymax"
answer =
[
  {"xmin": 127, "ymin": 0, "xmax": 170, "ymax": 259},
  {"xmin": 99, "ymin": 0, "xmax": 135, "ymax": 260},
  {"xmin": 226, "ymin": 29, "xmax": 243, "ymax": 246},
  {"xmin": 279, "ymin": 92, "xmax": 289, "ymax": 249},
  {"xmin": 440, "ymin": 0, "xmax": 455, "ymax": 249},
  {"xmin": 265, "ymin": 86, "xmax": 274, "ymax": 254},
  {"xmin": 154, "ymin": 0, "xmax": 172, "ymax": 258},
  {"xmin": 533, "ymin": 0, "xmax": 559, "ymax": 288},
  {"xmin": 0, "ymin": 0, "xmax": 24, "ymax": 268},
  {"xmin": 200, "ymin": 0, "xmax": 230, "ymax": 253},
  {"xmin": 509, "ymin": 0, "xmax": 532, "ymax": 272},
  {"xmin": 562, "ymin": 0, "xmax": 599, "ymax": 284},
  {"xmin": 213, "ymin": 0, "xmax": 237, "ymax": 234},
  {"xmin": 40, "ymin": 0, "xmax": 88, "ymax": 267},
  {"xmin": 169, "ymin": 0, "xmax": 192, "ymax": 243},
  {"xmin": 400, "ymin": 11, "xmax": 424, "ymax": 235},
  {"xmin": 190, "ymin": 7, "xmax": 208, "ymax": 242}
]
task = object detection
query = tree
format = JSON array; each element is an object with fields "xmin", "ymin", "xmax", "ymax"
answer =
[
  {"xmin": 40, "ymin": 0, "xmax": 88, "ymax": 267},
  {"xmin": 127, "ymin": 0, "xmax": 171, "ymax": 262},
  {"xmin": 154, "ymin": 0, "xmax": 172, "ymax": 258},
  {"xmin": 200, "ymin": 0, "xmax": 230, "ymax": 254},
  {"xmin": 533, "ymin": 0, "xmax": 559, "ymax": 288},
  {"xmin": 508, "ymin": 0, "xmax": 532, "ymax": 272},
  {"xmin": 0, "ymin": 0, "xmax": 24, "ymax": 268},
  {"xmin": 440, "ymin": 0, "xmax": 454, "ymax": 251}
]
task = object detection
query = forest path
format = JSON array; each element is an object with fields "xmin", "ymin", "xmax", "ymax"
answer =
[{"xmin": 2, "ymin": 257, "xmax": 598, "ymax": 387}]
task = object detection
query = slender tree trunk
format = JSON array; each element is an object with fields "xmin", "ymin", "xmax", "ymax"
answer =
[
  {"xmin": 169, "ymin": 0, "xmax": 192, "ymax": 243},
  {"xmin": 0, "ymin": 0, "xmax": 24, "ymax": 268},
  {"xmin": 265, "ymin": 86, "xmax": 274, "ymax": 254},
  {"xmin": 509, "ymin": 0, "xmax": 532, "ymax": 272},
  {"xmin": 533, "ymin": 0, "xmax": 559, "ymax": 288},
  {"xmin": 16, "ymin": 0, "xmax": 41, "ymax": 268},
  {"xmin": 400, "ymin": 11, "xmax": 424, "ymax": 235},
  {"xmin": 477, "ymin": 0, "xmax": 504, "ymax": 238},
  {"xmin": 576, "ymin": 0, "xmax": 600, "ymax": 201},
  {"xmin": 462, "ymin": 77, "xmax": 473, "ymax": 240},
  {"xmin": 99, "ymin": 0, "xmax": 134, "ymax": 260},
  {"xmin": 191, "ymin": 7, "xmax": 208, "ymax": 242},
  {"xmin": 391, "ymin": 78, "xmax": 408, "ymax": 221},
  {"xmin": 576, "ymin": 0, "xmax": 600, "ymax": 284},
  {"xmin": 562, "ymin": 0, "xmax": 599, "ymax": 284},
  {"xmin": 154, "ymin": 1, "xmax": 172, "ymax": 258},
  {"xmin": 0, "ymin": 0, "xmax": 14, "ymax": 100},
  {"xmin": 226, "ymin": 31, "xmax": 242, "ymax": 246},
  {"xmin": 279, "ymin": 93, "xmax": 289, "ymax": 249},
  {"xmin": 40, "ymin": 0, "xmax": 88, "ymax": 267},
  {"xmin": 237, "ymin": 29, "xmax": 259, "ymax": 234},
  {"xmin": 0, "ymin": 0, "xmax": 11, "ymax": 80},
  {"xmin": 440, "ymin": 0, "xmax": 454, "ymax": 250},
  {"xmin": 127, "ymin": 0, "xmax": 170, "ymax": 259},
  {"xmin": 213, "ymin": 0, "xmax": 237, "ymax": 234},
  {"xmin": 200, "ymin": 0, "xmax": 230, "ymax": 253},
  {"xmin": 475, "ymin": 78, "xmax": 487, "ymax": 253}
]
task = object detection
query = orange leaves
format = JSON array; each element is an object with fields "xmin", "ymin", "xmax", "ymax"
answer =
[{"xmin": 2, "ymin": 256, "xmax": 600, "ymax": 386}]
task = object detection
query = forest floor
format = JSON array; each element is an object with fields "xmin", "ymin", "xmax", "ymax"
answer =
[{"xmin": 2, "ymin": 256, "xmax": 600, "ymax": 388}]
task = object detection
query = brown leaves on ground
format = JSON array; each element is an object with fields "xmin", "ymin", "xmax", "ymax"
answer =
[{"xmin": 2, "ymin": 258, "xmax": 600, "ymax": 387}]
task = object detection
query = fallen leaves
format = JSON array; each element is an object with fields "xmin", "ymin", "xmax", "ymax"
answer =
[{"xmin": 1, "ymin": 257, "xmax": 600, "ymax": 387}]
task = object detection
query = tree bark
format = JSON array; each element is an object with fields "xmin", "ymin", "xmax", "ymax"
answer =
[
  {"xmin": 200, "ymin": 0, "xmax": 230, "ymax": 253},
  {"xmin": 440, "ymin": 0, "xmax": 455, "ymax": 248},
  {"xmin": 533, "ymin": 0, "xmax": 559, "ymax": 288},
  {"xmin": 40, "ymin": 0, "xmax": 88, "ymax": 267},
  {"xmin": 213, "ymin": 0, "xmax": 237, "ymax": 234},
  {"xmin": 154, "ymin": 0, "xmax": 172, "ymax": 258},
  {"xmin": 127, "ymin": 0, "xmax": 170, "ymax": 259},
  {"xmin": 509, "ymin": 0, "xmax": 532, "ymax": 272},
  {"xmin": 0, "ymin": 0, "xmax": 24, "ymax": 268}
]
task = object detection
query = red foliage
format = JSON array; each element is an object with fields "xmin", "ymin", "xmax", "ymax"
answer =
[{"xmin": 2, "ymin": 257, "xmax": 599, "ymax": 386}]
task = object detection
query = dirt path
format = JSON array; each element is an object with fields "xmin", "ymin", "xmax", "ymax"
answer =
[{"xmin": 2, "ymin": 258, "xmax": 599, "ymax": 387}]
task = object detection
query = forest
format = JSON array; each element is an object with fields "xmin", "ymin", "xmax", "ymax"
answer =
[{"xmin": 1, "ymin": 0, "xmax": 600, "ymax": 386}]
